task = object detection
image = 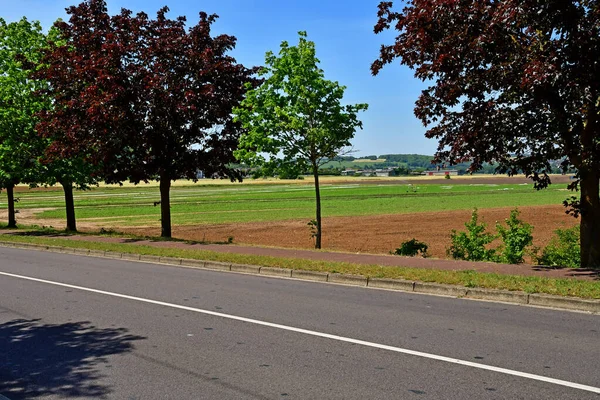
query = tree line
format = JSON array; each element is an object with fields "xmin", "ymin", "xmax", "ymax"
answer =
[
  {"xmin": 0, "ymin": 1, "xmax": 366, "ymax": 249},
  {"xmin": 2, "ymin": 0, "xmax": 598, "ymax": 267}
]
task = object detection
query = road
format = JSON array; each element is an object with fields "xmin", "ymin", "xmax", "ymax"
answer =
[{"xmin": 0, "ymin": 247, "xmax": 598, "ymax": 399}]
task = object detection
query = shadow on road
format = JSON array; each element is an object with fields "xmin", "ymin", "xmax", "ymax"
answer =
[{"xmin": 0, "ymin": 319, "xmax": 145, "ymax": 399}]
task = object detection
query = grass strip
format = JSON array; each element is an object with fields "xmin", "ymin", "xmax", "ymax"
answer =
[{"xmin": 1, "ymin": 232, "xmax": 598, "ymax": 299}]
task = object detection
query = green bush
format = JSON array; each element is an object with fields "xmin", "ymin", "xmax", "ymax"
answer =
[
  {"xmin": 393, "ymin": 238, "xmax": 429, "ymax": 257},
  {"xmin": 447, "ymin": 208, "xmax": 497, "ymax": 262},
  {"xmin": 536, "ymin": 226, "xmax": 580, "ymax": 268},
  {"xmin": 495, "ymin": 209, "xmax": 533, "ymax": 264}
]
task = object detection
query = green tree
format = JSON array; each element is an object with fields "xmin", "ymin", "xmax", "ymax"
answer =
[
  {"xmin": 234, "ymin": 32, "xmax": 368, "ymax": 249},
  {"xmin": 1, "ymin": 17, "xmax": 98, "ymax": 232},
  {"xmin": 0, "ymin": 17, "xmax": 49, "ymax": 228}
]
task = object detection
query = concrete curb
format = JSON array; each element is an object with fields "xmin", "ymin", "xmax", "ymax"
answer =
[
  {"xmin": 204, "ymin": 261, "xmax": 232, "ymax": 271},
  {"xmin": 1, "ymin": 241, "xmax": 599, "ymax": 314},
  {"xmin": 231, "ymin": 263, "xmax": 261, "ymax": 274},
  {"xmin": 414, "ymin": 281, "xmax": 468, "ymax": 297},
  {"xmin": 465, "ymin": 287, "xmax": 529, "ymax": 304},
  {"xmin": 328, "ymin": 273, "xmax": 368, "ymax": 286},
  {"xmin": 291, "ymin": 270, "xmax": 329, "ymax": 282},
  {"xmin": 368, "ymin": 278, "xmax": 415, "ymax": 292},
  {"xmin": 261, "ymin": 266, "xmax": 293, "ymax": 278},
  {"xmin": 528, "ymin": 293, "xmax": 600, "ymax": 313}
]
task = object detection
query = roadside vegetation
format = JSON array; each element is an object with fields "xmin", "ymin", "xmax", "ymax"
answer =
[
  {"xmin": 443, "ymin": 208, "xmax": 582, "ymax": 269},
  {"xmin": 0, "ymin": 231, "xmax": 598, "ymax": 299}
]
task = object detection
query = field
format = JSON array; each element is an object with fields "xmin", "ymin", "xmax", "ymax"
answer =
[{"xmin": 1, "ymin": 175, "xmax": 578, "ymax": 258}]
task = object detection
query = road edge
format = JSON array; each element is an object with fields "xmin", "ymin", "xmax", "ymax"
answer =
[{"xmin": 1, "ymin": 241, "xmax": 598, "ymax": 314}]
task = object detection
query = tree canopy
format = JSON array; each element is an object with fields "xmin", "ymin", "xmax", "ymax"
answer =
[
  {"xmin": 36, "ymin": 0, "xmax": 256, "ymax": 237},
  {"xmin": 372, "ymin": 0, "xmax": 600, "ymax": 268},
  {"xmin": 0, "ymin": 17, "xmax": 50, "ymax": 227},
  {"xmin": 235, "ymin": 31, "xmax": 368, "ymax": 248}
]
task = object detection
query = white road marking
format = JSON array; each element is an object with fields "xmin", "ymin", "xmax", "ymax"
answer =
[{"xmin": 1, "ymin": 270, "xmax": 599, "ymax": 394}]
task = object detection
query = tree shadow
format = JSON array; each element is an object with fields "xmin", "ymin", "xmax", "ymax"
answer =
[
  {"xmin": 565, "ymin": 268, "xmax": 600, "ymax": 280},
  {"xmin": 118, "ymin": 237, "xmax": 233, "ymax": 245},
  {"xmin": 0, "ymin": 319, "xmax": 145, "ymax": 399},
  {"xmin": 0, "ymin": 230, "xmax": 70, "ymax": 237},
  {"xmin": 533, "ymin": 266, "xmax": 600, "ymax": 280}
]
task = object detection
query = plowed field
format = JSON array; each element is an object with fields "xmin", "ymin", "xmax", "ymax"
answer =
[{"xmin": 121, "ymin": 204, "xmax": 576, "ymax": 258}]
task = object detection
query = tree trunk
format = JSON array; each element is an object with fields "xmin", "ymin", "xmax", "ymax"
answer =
[
  {"xmin": 312, "ymin": 165, "xmax": 322, "ymax": 249},
  {"xmin": 60, "ymin": 181, "xmax": 77, "ymax": 232},
  {"xmin": 579, "ymin": 171, "xmax": 600, "ymax": 269},
  {"xmin": 159, "ymin": 174, "xmax": 172, "ymax": 238},
  {"xmin": 6, "ymin": 183, "xmax": 17, "ymax": 228}
]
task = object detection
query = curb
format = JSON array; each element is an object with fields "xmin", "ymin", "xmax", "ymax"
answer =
[{"xmin": 1, "ymin": 241, "xmax": 599, "ymax": 314}]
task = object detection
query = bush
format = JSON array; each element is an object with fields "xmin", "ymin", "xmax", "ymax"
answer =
[
  {"xmin": 447, "ymin": 208, "xmax": 497, "ymax": 261},
  {"xmin": 536, "ymin": 226, "xmax": 580, "ymax": 268},
  {"xmin": 393, "ymin": 238, "xmax": 429, "ymax": 257},
  {"xmin": 495, "ymin": 209, "xmax": 533, "ymax": 264}
]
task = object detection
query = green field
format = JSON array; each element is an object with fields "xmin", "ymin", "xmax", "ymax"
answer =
[{"xmin": 2, "ymin": 178, "xmax": 571, "ymax": 227}]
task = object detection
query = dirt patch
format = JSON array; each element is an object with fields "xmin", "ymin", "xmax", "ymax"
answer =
[
  {"xmin": 120, "ymin": 204, "xmax": 577, "ymax": 259},
  {"xmin": 0, "ymin": 208, "xmax": 102, "ymax": 232}
]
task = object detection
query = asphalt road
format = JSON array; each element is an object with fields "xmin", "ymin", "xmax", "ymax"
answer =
[{"xmin": 0, "ymin": 247, "xmax": 598, "ymax": 399}]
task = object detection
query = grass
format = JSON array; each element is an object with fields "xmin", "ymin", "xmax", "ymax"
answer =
[
  {"xmin": 4, "ymin": 180, "xmax": 571, "ymax": 227},
  {"xmin": 1, "ymin": 231, "xmax": 598, "ymax": 300}
]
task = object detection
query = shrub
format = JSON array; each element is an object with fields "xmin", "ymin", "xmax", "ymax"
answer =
[
  {"xmin": 495, "ymin": 209, "xmax": 533, "ymax": 264},
  {"xmin": 447, "ymin": 208, "xmax": 497, "ymax": 261},
  {"xmin": 393, "ymin": 238, "xmax": 429, "ymax": 257},
  {"xmin": 536, "ymin": 226, "xmax": 580, "ymax": 268}
]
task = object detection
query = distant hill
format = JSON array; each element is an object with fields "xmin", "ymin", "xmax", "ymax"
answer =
[
  {"xmin": 327, "ymin": 154, "xmax": 566, "ymax": 175},
  {"xmin": 326, "ymin": 154, "xmax": 477, "ymax": 173}
]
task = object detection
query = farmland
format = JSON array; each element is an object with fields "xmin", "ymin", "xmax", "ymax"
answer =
[{"xmin": 1, "ymin": 175, "xmax": 578, "ymax": 257}]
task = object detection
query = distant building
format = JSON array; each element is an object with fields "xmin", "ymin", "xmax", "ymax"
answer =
[
  {"xmin": 422, "ymin": 170, "xmax": 459, "ymax": 176},
  {"xmin": 374, "ymin": 168, "xmax": 394, "ymax": 177},
  {"xmin": 341, "ymin": 168, "xmax": 395, "ymax": 177}
]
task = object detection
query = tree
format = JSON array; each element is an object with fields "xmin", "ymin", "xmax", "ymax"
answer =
[
  {"xmin": 0, "ymin": 18, "xmax": 49, "ymax": 228},
  {"xmin": 4, "ymin": 18, "xmax": 100, "ymax": 233},
  {"xmin": 372, "ymin": 1, "xmax": 600, "ymax": 268},
  {"xmin": 35, "ymin": 0, "xmax": 256, "ymax": 237},
  {"xmin": 234, "ymin": 32, "xmax": 368, "ymax": 249}
]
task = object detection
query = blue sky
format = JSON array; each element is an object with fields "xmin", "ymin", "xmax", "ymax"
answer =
[{"xmin": 0, "ymin": 0, "xmax": 437, "ymax": 157}]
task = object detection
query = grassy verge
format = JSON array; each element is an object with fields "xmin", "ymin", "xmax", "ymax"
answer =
[{"xmin": 0, "ymin": 232, "xmax": 598, "ymax": 299}]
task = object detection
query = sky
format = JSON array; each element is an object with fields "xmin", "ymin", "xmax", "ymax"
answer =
[{"xmin": 0, "ymin": 0, "xmax": 437, "ymax": 157}]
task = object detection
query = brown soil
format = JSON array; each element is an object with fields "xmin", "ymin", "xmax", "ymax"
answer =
[{"xmin": 118, "ymin": 205, "xmax": 577, "ymax": 260}]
